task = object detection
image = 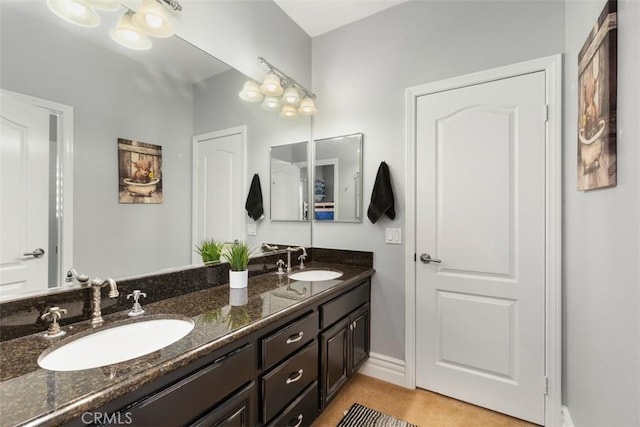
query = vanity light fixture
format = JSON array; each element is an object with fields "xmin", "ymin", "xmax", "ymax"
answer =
[
  {"xmin": 89, "ymin": 0, "xmax": 120, "ymax": 11},
  {"xmin": 239, "ymin": 57, "xmax": 317, "ymax": 119},
  {"xmin": 279, "ymin": 104, "xmax": 298, "ymax": 120},
  {"xmin": 111, "ymin": 11, "xmax": 152, "ymax": 51},
  {"xmin": 47, "ymin": 0, "xmax": 100, "ymax": 27},
  {"xmin": 239, "ymin": 80, "xmax": 264, "ymax": 102},
  {"xmin": 48, "ymin": 0, "xmax": 183, "ymax": 50},
  {"xmin": 261, "ymin": 96, "xmax": 281, "ymax": 111},
  {"xmin": 132, "ymin": 0, "xmax": 176, "ymax": 38}
]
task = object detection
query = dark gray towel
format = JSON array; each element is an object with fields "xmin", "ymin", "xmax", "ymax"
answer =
[
  {"xmin": 367, "ymin": 161, "xmax": 395, "ymax": 224},
  {"xmin": 245, "ymin": 174, "xmax": 264, "ymax": 221}
]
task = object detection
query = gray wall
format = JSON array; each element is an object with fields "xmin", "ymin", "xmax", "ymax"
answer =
[
  {"xmin": 563, "ymin": 0, "xmax": 640, "ymax": 425},
  {"xmin": 193, "ymin": 69, "xmax": 312, "ymax": 248},
  {"xmin": 1, "ymin": 7, "xmax": 194, "ymax": 279},
  {"xmin": 169, "ymin": 0, "xmax": 312, "ymax": 89},
  {"xmin": 311, "ymin": 0, "xmax": 565, "ymax": 361}
]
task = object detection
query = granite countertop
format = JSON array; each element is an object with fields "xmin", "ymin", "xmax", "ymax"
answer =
[{"xmin": 0, "ymin": 262, "xmax": 374, "ymax": 427}]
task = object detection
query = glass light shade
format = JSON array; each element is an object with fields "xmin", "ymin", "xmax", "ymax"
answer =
[
  {"xmin": 279, "ymin": 104, "xmax": 298, "ymax": 119},
  {"xmin": 88, "ymin": 0, "xmax": 120, "ymax": 11},
  {"xmin": 261, "ymin": 96, "xmax": 281, "ymax": 111},
  {"xmin": 47, "ymin": 0, "xmax": 100, "ymax": 27},
  {"xmin": 132, "ymin": 0, "xmax": 174, "ymax": 38},
  {"xmin": 260, "ymin": 73, "xmax": 284, "ymax": 96},
  {"xmin": 298, "ymin": 96, "xmax": 318, "ymax": 115},
  {"xmin": 238, "ymin": 80, "xmax": 264, "ymax": 102},
  {"xmin": 111, "ymin": 13, "xmax": 152, "ymax": 50},
  {"xmin": 282, "ymin": 87, "xmax": 300, "ymax": 105}
]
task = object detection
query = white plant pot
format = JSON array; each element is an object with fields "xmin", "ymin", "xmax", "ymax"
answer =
[{"xmin": 229, "ymin": 270, "xmax": 248, "ymax": 289}]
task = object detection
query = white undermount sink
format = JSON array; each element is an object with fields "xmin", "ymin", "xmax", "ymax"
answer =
[
  {"xmin": 288, "ymin": 269, "xmax": 343, "ymax": 281},
  {"xmin": 38, "ymin": 317, "xmax": 195, "ymax": 372}
]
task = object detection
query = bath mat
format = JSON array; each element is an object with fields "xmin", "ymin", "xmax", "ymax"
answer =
[{"xmin": 337, "ymin": 403, "xmax": 418, "ymax": 427}]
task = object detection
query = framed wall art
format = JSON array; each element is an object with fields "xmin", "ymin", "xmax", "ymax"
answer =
[
  {"xmin": 577, "ymin": 0, "xmax": 617, "ymax": 191},
  {"xmin": 118, "ymin": 138, "xmax": 163, "ymax": 204}
]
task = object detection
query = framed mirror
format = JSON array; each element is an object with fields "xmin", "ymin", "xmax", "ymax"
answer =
[
  {"xmin": 0, "ymin": 2, "xmax": 311, "ymax": 301},
  {"xmin": 270, "ymin": 142, "xmax": 310, "ymax": 222},
  {"xmin": 313, "ymin": 133, "xmax": 363, "ymax": 222}
]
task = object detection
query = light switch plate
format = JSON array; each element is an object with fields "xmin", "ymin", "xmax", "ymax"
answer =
[
  {"xmin": 385, "ymin": 228, "xmax": 402, "ymax": 244},
  {"xmin": 247, "ymin": 223, "xmax": 257, "ymax": 236}
]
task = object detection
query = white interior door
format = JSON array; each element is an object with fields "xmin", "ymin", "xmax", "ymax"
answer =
[
  {"xmin": 193, "ymin": 127, "xmax": 245, "ymax": 261},
  {"xmin": 0, "ymin": 92, "xmax": 50, "ymax": 295},
  {"xmin": 415, "ymin": 71, "xmax": 547, "ymax": 424},
  {"xmin": 271, "ymin": 159, "xmax": 302, "ymax": 220}
]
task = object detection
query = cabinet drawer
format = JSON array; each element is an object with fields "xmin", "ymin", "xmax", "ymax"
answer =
[
  {"xmin": 320, "ymin": 281, "xmax": 370, "ymax": 329},
  {"xmin": 261, "ymin": 312, "xmax": 318, "ymax": 369},
  {"xmin": 267, "ymin": 382, "xmax": 319, "ymax": 427},
  {"xmin": 262, "ymin": 341, "xmax": 318, "ymax": 423},
  {"xmin": 123, "ymin": 344, "xmax": 255, "ymax": 426}
]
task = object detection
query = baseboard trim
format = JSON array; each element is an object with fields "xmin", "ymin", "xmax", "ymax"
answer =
[
  {"xmin": 561, "ymin": 406, "xmax": 575, "ymax": 427},
  {"xmin": 359, "ymin": 352, "xmax": 407, "ymax": 388}
]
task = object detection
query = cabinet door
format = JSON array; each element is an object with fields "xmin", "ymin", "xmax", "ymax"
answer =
[
  {"xmin": 320, "ymin": 317, "xmax": 350, "ymax": 408},
  {"xmin": 191, "ymin": 382, "xmax": 256, "ymax": 427},
  {"xmin": 349, "ymin": 304, "xmax": 370, "ymax": 375}
]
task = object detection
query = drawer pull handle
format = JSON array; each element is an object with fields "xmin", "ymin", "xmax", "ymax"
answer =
[
  {"xmin": 286, "ymin": 369, "xmax": 304, "ymax": 384},
  {"xmin": 290, "ymin": 414, "xmax": 303, "ymax": 427},
  {"xmin": 286, "ymin": 332, "xmax": 304, "ymax": 344}
]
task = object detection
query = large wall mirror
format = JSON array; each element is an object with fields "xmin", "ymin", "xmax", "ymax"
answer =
[
  {"xmin": 270, "ymin": 142, "xmax": 310, "ymax": 222},
  {"xmin": 313, "ymin": 133, "xmax": 363, "ymax": 223},
  {"xmin": 0, "ymin": 2, "xmax": 311, "ymax": 301}
]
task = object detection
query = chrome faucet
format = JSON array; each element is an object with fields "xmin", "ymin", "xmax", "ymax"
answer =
[
  {"xmin": 65, "ymin": 268, "xmax": 90, "ymax": 286},
  {"xmin": 88, "ymin": 277, "xmax": 119, "ymax": 326},
  {"xmin": 286, "ymin": 247, "xmax": 307, "ymax": 273}
]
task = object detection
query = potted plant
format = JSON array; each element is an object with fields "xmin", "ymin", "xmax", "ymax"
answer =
[
  {"xmin": 223, "ymin": 241, "xmax": 252, "ymax": 289},
  {"xmin": 195, "ymin": 239, "xmax": 225, "ymax": 265}
]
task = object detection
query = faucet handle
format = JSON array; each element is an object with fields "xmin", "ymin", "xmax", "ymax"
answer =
[
  {"xmin": 41, "ymin": 307, "xmax": 67, "ymax": 338},
  {"xmin": 127, "ymin": 290, "xmax": 146, "ymax": 317},
  {"xmin": 276, "ymin": 259, "xmax": 285, "ymax": 275},
  {"xmin": 127, "ymin": 290, "xmax": 147, "ymax": 302},
  {"xmin": 298, "ymin": 254, "xmax": 306, "ymax": 269}
]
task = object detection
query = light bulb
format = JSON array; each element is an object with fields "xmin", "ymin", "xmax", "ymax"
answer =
[
  {"xmin": 239, "ymin": 80, "xmax": 264, "ymax": 102},
  {"xmin": 260, "ymin": 73, "xmax": 284, "ymax": 96},
  {"xmin": 145, "ymin": 13, "xmax": 163, "ymax": 28},
  {"xmin": 69, "ymin": 1, "xmax": 87, "ymax": 15},
  {"xmin": 47, "ymin": 0, "xmax": 100, "ymax": 27}
]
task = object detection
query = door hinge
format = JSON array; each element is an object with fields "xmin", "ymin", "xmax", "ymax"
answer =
[
  {"xmin": 414, "ymin": 253, "xmax": 417, "ymax": 262},
  {"xmin": 544, "ymin": 376, "xmax": 549, "ymax": 395},
  {"xmin": 543, "ymin": 104, "xmax": 549, "ymax": 123}
]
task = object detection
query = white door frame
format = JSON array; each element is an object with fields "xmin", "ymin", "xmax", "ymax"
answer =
[
  {"xmin": 1, "ymin": 89, "xmax": 74, "ymax": 290},
  {"xmin": 404, "ymin": 55, "xmax": 562, "ymax": 426},
  {"xmin": 191, "ymin": 125, "xmax": 247, "ymax": 264}
]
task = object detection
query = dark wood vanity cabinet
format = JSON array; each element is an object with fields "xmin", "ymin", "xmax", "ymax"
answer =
[
  {"xmin": 84, "ymin": 278, "xmax": 370, "ymax": 427},
  {"xmin": 320, "ymin": 301, "xmax": 370, "ymax": 408}
]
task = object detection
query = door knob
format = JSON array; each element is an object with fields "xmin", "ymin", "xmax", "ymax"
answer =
[
  {"xmin": 419, "ymin": 253, "xmax": 441, "ymax": 264},
  {"xmin": 24, "ymin": 248, "xmax": 45, "ymax": 258}
]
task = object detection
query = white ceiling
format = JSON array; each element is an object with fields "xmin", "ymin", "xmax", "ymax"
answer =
[{"xmin": 273, "ymin": 0, "xmax": 409, "ymax": 37}]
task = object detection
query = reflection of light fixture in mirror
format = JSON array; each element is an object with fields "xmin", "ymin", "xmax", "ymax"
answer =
[
  {"xmin": 111, "ymin": 12, "xmax": 152, "ymax": 50},
  {"xmin": 261, "ymin": 96, "xmax": 281, "ymax": 111},
  {"xmin": 89, "ymin": 0, "xmax": 120, "ymax": 11},
  {"xmin": 279, "ymin": 104, "xmax": 298, "ymax": 119},
  {"xmin": 132, "ymin": 0, "xmax": 175, "ymax": 38},
  {"xmin": 298, "ymin": 96, "xmax": 317, "ymax": 116},
  {"xmin": 282, "ymin": 87, "xmax": 300, "ymax": 105},
  {"xmin": 238, "ymin": 80, "xmax": 264, "ymax": 102},
  {"xmin": 47, "ymin": 0, "xmax": 100, "ymax": 27},
  {"xmin": 240, "ymin": 57, "xmax": 317, "ymax": 119},
  {"xmin": 260, "ymin": 73, "xmax": 284, "ymax": 96}
]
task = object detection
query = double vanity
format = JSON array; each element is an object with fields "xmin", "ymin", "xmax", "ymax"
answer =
[{"xmin": 0, "ymin": 249, "xmax": 373, "ymax": 427}]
